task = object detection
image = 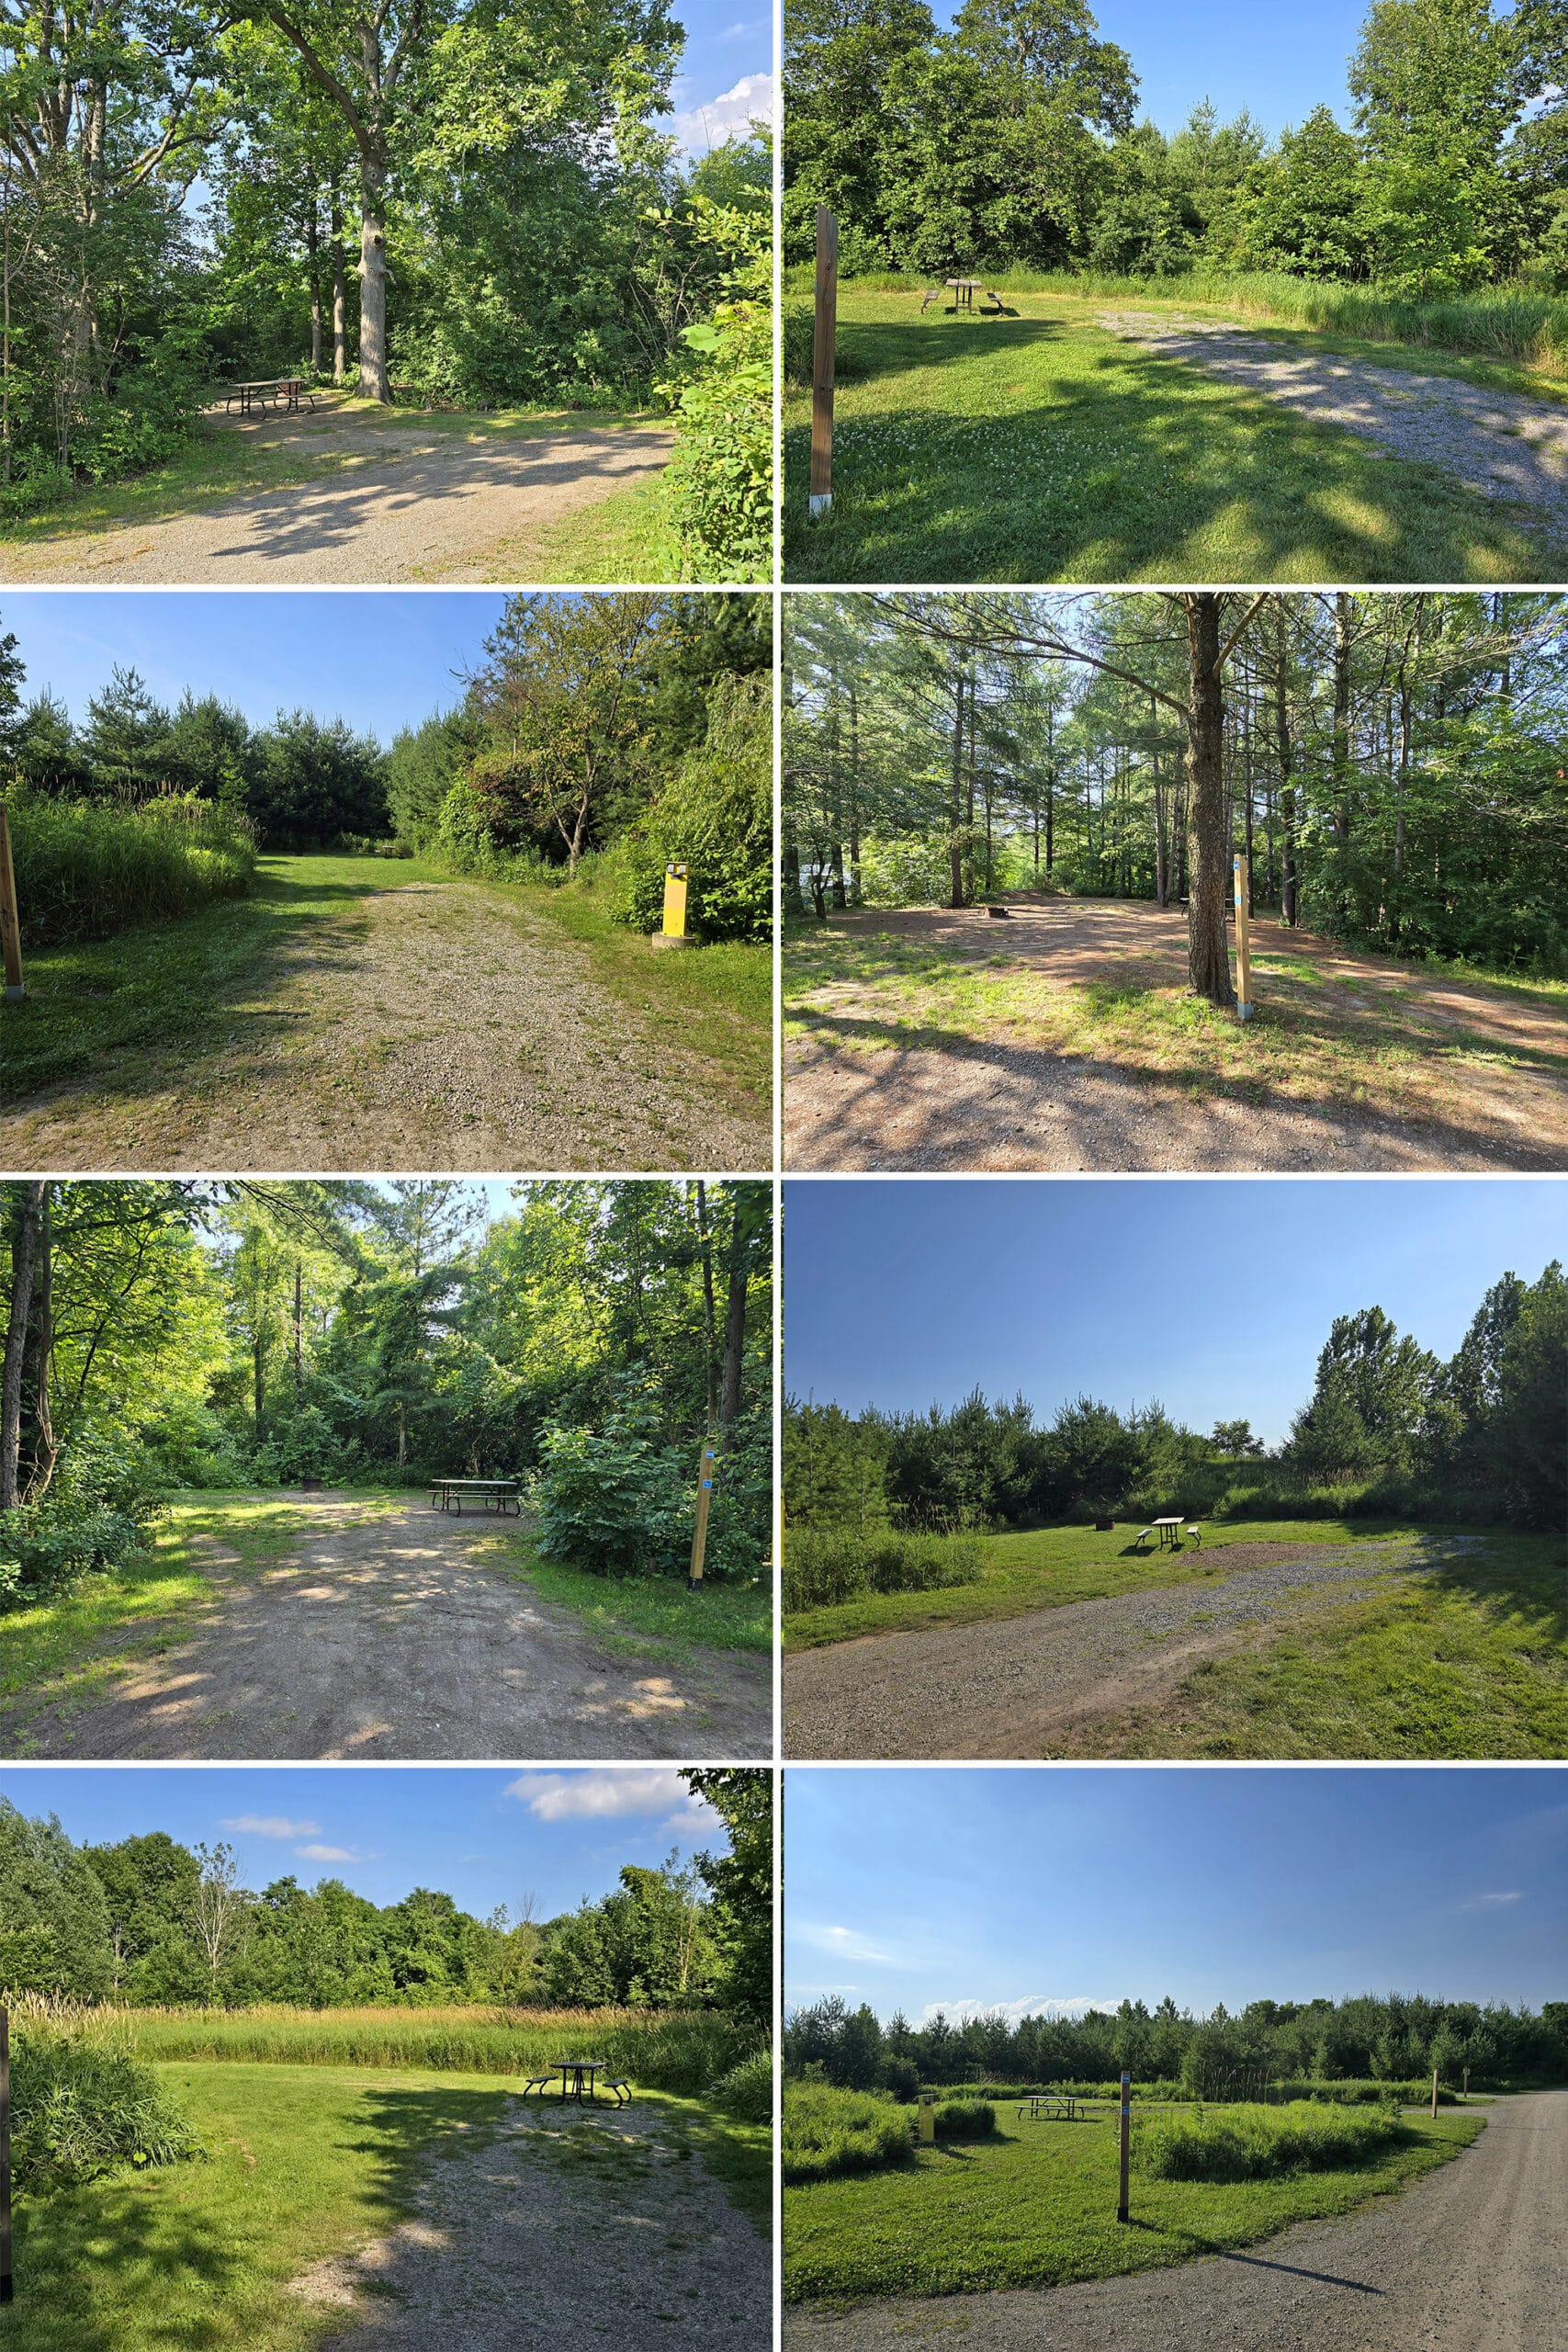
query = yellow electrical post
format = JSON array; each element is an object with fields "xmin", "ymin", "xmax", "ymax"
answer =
[
  {"xmin": 689, "ymin": 1433, "xmax": 716, "ymax": 1591},
  {"xmin": 0, "ymin": 805, "xmax": 24, "ymax": 1002},
  {"xmin": 660, "ymin": 861, "xmax": 690, "ymax": 948},
  {"xmin": 919, "ymin": 2094, "xmax": 935, "ymax": 2145},
  {"xmin": 1233, "ymin": 852, "xmax": 1253, "ymax": 1024}
]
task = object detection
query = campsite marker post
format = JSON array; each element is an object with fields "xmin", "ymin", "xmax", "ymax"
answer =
[
  {"xmin": 809, "ymin": 208, "xmax": 838, "ymax": 518},
  {"xmin": 2, "ymin": 2005, "xmax": 12, "ymax": 2304},
  {"xmin": 919, "ymin": 2093, "xmax": 934, "ymax": 2145},
  {"xmin": 1463, "ymin": 2068, "xmax": 1470, "ymax": 2099},
  {"xmin": 1233, "ymin": 853, "xmax": 1253, "ymax": 1023},
  {"xmin": 0, "ymin": 805, "xmax": 24, "ymax": 1001},
  {"xmin": 659, "ymin": 861, "xmax": 690, "ymax": 947},
  {"xmin": 689, "ymin": 1434, "xmax": 716, "ymax": 1591},
  {"xmin": 1431, "ymin": 2068, "xmax": 1439, "ymax": 2120},
  {"xmin": 1117, "ymin": 2072, "xmax": 1131, "ymax": 2223}
]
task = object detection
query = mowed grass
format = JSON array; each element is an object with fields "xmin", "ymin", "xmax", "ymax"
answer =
[
  {"xmin": 783, "ymin": 2101, "xmax": 1483, "ymax": 2302},
  {"xmin": 0, "ymin": 394, "xmax": 665, "ymax": 556},
  {"xmin": 0, "ymin": 851, "xmax": 444, "ymax": 1106},
  {"xmin": 782, "ymin": 1517, "xmax": 1416, "ymax": 1649},
  {"xmin": 479, "ymin": 1525, "xmax": 773, "ymax": 1656},
  {"xmin": 781, "ymin": 283, "xmax": 1563, "ymax": 582},
  {"xmin": 783, "ymin": 910, "xmax": 1568, "ymax": 1154},
  {"xmin": 0, "ymin": 2060, "xmax": 766, "ymax": 2352},
  {"xmin": 1074, "ymin": 1529, "xmax": 1568, "ymax": 1760}
]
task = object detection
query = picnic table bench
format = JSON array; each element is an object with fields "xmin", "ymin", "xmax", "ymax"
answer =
[
  {"xmin": 1017, "ymin": 2092, "xmax": 1078, "ymax": 2121},
  {"xmin": 429, "ymin": 1476, "xmax": 522, "ymax": 1518},
  {"xmin": 1133, "ymin": 1518, "xmax": 1201, "ymax": 1552},
  {"xmin": 920, "ymin": 280, "xmax": 1006, "ymax": 315},
  {"xmin": 520, "ymin": 2060, "xmax": 626, "ymax": 2105},
  {"xmin": 224, "ymin": 377, "xmax": 320, "ymax": 418}
]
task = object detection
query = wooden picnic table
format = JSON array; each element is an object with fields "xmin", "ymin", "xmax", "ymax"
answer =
[
  {"xmin": 1018, "ymin": 2092, "xmax": 1077, "ymax": 2121},
  {"xmin": 1152, "ymin": 1516, "xmax": 1184, "ymax": 1549},
  {"xmin": 945, "ymin": 277, "xmax": 985, "ymax": 311},
  {"xmin": 429, "ymin": 1476, "xmax": 522, "ymax": 1518},
  {"xmin": 224, "ymin": 377, "xmax": 319, "ymax": 418}
]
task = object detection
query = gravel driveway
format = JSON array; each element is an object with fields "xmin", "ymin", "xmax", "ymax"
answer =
[
  {"xmin": 1097, "ymin": 312, "xmax": 1568, "ymax": 540},
  {"xmin": 296, "ymin": 2098, "xmax": 770, "ymax": 2352},
  {"xmin": 1, "ymin": 1495, "xmax": 769, "ymax": 1760},
  {"xmin": 0, "ymin": 403, "xmax": 673, "ymax": 582},
  {"xmin": 784, "ymin": 1538, "xmax": 1447, "ymax": 1758},
  {"xmin": 785, "ymin": 2092, "xmax": 1567, "ymax": 2352},
  {"xmin": 3, "ymin": 877, "xmax": 768, "ymax": 1173}
]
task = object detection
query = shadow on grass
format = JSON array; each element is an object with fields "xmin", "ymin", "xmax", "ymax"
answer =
[{"xmin": 1424, "ymin": 1532, "xmax": 1568, "ymax": 1646}]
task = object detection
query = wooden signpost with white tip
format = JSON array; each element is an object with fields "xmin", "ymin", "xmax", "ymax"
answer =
[
  {"xmin": 0, "ymin": 806, "xmax": 24, "ymax": 1002},
  {"xmin": 1233, "ymin": 852, "xmax": 1253, "ymax": 1023},
  {"xmin": 689, "ymin": 1433, "xmax": 716, "ymax": 1591},
  {"xmin": 810, "ymin": 208, "xmax": 838, "ymax": 519}
]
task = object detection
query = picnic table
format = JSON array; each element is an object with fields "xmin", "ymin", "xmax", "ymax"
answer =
[
  {"xmin": 551, "ymin": 2060, "xmax": 605, "ymax": 2103},
  {"xmin": 429, "ymin": 1476, "xmax": 522, "ymax": 1518},
  {"xmin": 1018, "ymin": 2092, "xmax": 1078, "ymax": 2121},
  {"xmin": 224, "ymin": 377, "xmax": 319, "ymax": 418},
  {"xmin": 1152, "ymin": 1517, "xmax": 1184, "ymax": 1549},
  {"xmin": 945, "ymin": 277, "xmax": 985, "ymax": 311}
]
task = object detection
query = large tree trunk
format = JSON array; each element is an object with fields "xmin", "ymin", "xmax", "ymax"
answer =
[
  {"xmin": 948, "ymin": 662, "xmax": 966, "ymax": 909},
  {"xmin": 694, "ymin": 1181, "xmax": 717, "ymax": 1423},
  {"xmin": 356, "ymin": 150, "xmax": 390, "ymax": 401},
  {"xmin": 331, "ymin": 182, "xmax": 347, "ymax": 383},
  {"xmin": 22, "ymin": 1187, "xmax": 56, "ymax": 1502},
  {"xmin": 1332, "ymin": 593, "xmax": 1353, "ymax": 842},
  {"xmin": 307, "ymin": 215, "xmax": 321, "ymax": 372},
  {"xmin": 1184, "ymin": 594, "xmax": 1235, "ymax": 1007},
  {"xmin": 1274, "ymin": 604, "xmax": 1298, "ymax": 926},
  {"xmin": 1, "ymin": 1181, "xmax": 45, "ymax": 1511},
  {"xmin": 718, "ymin": 1202, "xmax": 752, "ymax": 1435}
]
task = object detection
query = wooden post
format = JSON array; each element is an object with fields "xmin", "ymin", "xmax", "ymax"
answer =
[
  {"xmin": 809, "ymin": 208, "xmax": 838, "ymax": 519},
  {"xmin": 1431, "ymin": 2067, "xmax": 1439, "ymax": 2120},
  {"xmin": 688, "ymin": 1433, "xmax": 716, "ymax": 1591},
  {"xmin": 0, "ymin": 804, "xmax": 23, "ymax": 1001},
  {"xmin": 919, "ymin": 2093, "xmax": 934, "ymax": 2144},
  {"xmin": 1117, "ymin": 2071, "xmax": 1131, "ymax": 2222},
  {"xmin": 1, "ymin": 2004, "xmax": 12, "ymax": 2304},
  {"xmin": 1462, "ymin": 2067, "xmax": 1470, "ymax": 2099},
  {"xmin": 1233, "ymin": 852, "xmax": 1252, "ymax": 1023}
]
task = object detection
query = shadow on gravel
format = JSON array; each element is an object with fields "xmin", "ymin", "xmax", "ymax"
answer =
[{"xmin": 1125, "ymin": 2216, "xmax": 1384, "ymax": 2293}]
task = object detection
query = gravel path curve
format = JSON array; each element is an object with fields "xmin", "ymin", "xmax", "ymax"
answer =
[
  {"xmin": 293, "ymin": 2097, "xmax": 770, "ymax": 2352},
  {"xmin": 2, "ymin": 877, "xmax": 768, "ymax": 1173},
  {"xmin": 785, "ymin": 2092, "xmax": 1567, "ymax": 2352},
  {"xmin": 1097, "ymin": 312, "xmax": 1568, "ymax": 535},
  {"xmin": 0, "ymin": 406, "xmax": 673, "ymax": 582},
  {"xmin": 784, "ymin": 1538, "xmax": 1449, "ymax": 1758},
  {"xmin": 0, "ymin": 1495, "xmax": 769, "ymax": 1760}
]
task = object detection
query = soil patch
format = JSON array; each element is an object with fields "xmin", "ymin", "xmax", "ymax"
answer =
[{"xmin": 1, "ymin": 1495, "xmax": 769, "ymax": 1759}]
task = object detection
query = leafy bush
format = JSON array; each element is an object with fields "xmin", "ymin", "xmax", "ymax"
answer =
[
  {"xmin": 1134, "ymin": 2100, "xmax": 1407, "ymax": 2183},
  {"xmin": 8, "ymin": 2006, "xmax": 202, "ymax": 2191},
  {"xmin": 783, "ymin": 1526, "xmax": 986, "ymax": 1612},
  {"xmin": 0, "ymin": 1428, "xmax": 166, "ymax": 1611},
  {"xmin": 783, "ymin": 2084, "xmax": 914, "ymax": 2183},
  {"xmin": 932, "ymin": 2098, "xmax": 997, "ymax": 2140},
  {"xmin": 614, "ymin": 673, "xmax": 770, "ymax": 942},
  {"xmin": 7, "ymin": 788, "xmax": 257, "ymax": 945},
  {"xmin": 534, "ymin": 1408, "xmax": 762, "ymax": 1582},
  {"xmin": 713, "ymin": 2047, "xmax": 773, "ymax": 2122},
  {"xmin": 660, "ymin": 198, "xmax": 772, "ymax": 582}
]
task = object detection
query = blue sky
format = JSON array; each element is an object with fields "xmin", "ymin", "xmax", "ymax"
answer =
[
  {"xmin": 668, "ymin": 0, "xmax": 773, "ymax": 153},
  {"xmin": 0, "ymin": 1767, "xmax": 725, "ymax": 1920},
  {"xmin": 783, "ymin": 1178, "xmax": 1567, "ymax": 1446},
  {"xmin": 1, "ymin": 593, "xmax": 511, "ymax": 748},
  {"xmin": 785, "ymin": 1767, "xmax": 1568, "ymax": 2019}
]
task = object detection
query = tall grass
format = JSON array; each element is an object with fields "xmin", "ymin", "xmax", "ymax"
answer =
[
  {"xmin": 783, "ymin": 2084, "xmax": 914, "ymax": 2184},
  {"xmin": 113, "ymin": 2003, "xmax": 753, "ymax": 2094},
  {"xmin": 8, "ymin": 789, "xmax": 257, "ymax": 944},
  {"xmin": 1134, "ymin": 2100, "xmax": 1409, "ymax": 2183},
  {"xmin": 783, "ymin": 1526, "xmax": 985, "ymax": 1612},
  {"xmin": 5, "ymin": 1994, "xmax": 203, "ymax": 2191}
]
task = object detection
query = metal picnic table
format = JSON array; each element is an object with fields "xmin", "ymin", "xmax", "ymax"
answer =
[
  {"xmin": 553, "ymin": 2060, "xmax": 605, "ymax": 2102},
  {"xmin": 1017, "ymin": 2092, "xmax": 1078, "ymax": 2121},
  {"xmin": 429, "ymin": 1476, "xmax": 522, "ymax": 1518},
  {"xmin": 945, "ymin": 277, "xmax": 985, "ymax": 311},
  {"xmin": 224, "ymin": 377, "xmax": 319, "ymax": 418}
]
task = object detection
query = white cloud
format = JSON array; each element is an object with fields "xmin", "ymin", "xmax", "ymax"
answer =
[
  {"xmin": 1461, "ymin": 1891, "xmax": 1524, "ymax": 1911},
  {"xmin": 506, "ymin": 1770, "xmax": 713, "ymax": 1827},
  {"xmin": 670, "ymin": 73, "xmax": 773, "ymax": 156},
  {"xmin": 919, "ymin": 1996, "xmax": 1129, "ymax": 2027},
  {"xmin": 793, "ymin": 1922, "xmax": 898, "ymax": 1967},
  {"xmin": 297, "ymin": 1843, "xmax": 357, "ymax": 1863},
  {"xmin": 222, "ymin": 1815, "xmax": 321, "ymax": 1839}
]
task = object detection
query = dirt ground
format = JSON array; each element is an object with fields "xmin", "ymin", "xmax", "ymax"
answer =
[
  {"xmin": 785, "ymin": 2091, "xmax": 1567, "ymax": 2352},
  {"xmin": 0, "ymin": 1496, "xmax": 769, "ymax": 1760},
  {"xmin": 2, "ymin": 876, "xmax": 769, "ymax": 1173},
  {"xmin": 783, "ymin": 1537, "xmax": 1448, "ymax": 1758},
  {"xmin": 0, "ymin": 400, "xmax": 672, "ymax": 583},
  {"xmin": 784, "ymin": 899, "xmax": 1568, "ymax": 1170},
  {"xmin": 295, "ymin": 2098, "xmax": 770, "ymax": 2352},
  {"xmin": 1098, "ymin": 312, "xmax": 1568, "ymax": 538}
]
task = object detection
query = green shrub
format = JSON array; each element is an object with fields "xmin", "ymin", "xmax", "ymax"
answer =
[
  {"xmin": 713, "ymin": 2048, "xmax": 773, "ymax": 2122},
  {"xmin": 660, "ymin": 198, "xmax": 771, "ymax": 582},
  {"xmin": 932, "ymin": 2098, "xmax": 997, "ymax": 2140},
  {"xmin": 1134, "ymin": 2100, "xmax": 1407, "ymax": 2183},
  {"xmin": 783, "ymin": 1526, "xmax": 986, "ymax": 1612},
  {"xmin": 534, "ymin": 1407, "xmax": 764, "ymax": 1582},
  {"xmin": 8, "ymin": 2008, "xmax": 202, "ymax": 2191},
  {"xmin": 7, "ymin": 789, "xmax": 256, "ymax": 945},
  {"xmin": 614, "ymin": 673, "xmax": 770, "ymax": 943},
  {"xmin": 783, "ymin": 2084, "xmax": 913, "ymax": 2183}
]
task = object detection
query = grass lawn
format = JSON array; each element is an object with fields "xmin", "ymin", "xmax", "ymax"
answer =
[
  {"xmin": 783, "ymin": 910, "xmax": 1568, "ymax": 1151},
  {"xmin": 0, "ymin": 395, "xmax": 664, "ymax": 551},
  {"xmin": 783, "ymin": 2103, "xmax": 1483, "ymax": 2303},
  {"xmin": 783, "ymin": 1517, "xmax": 1420, "ymax": 1649},
  {"xmin": 1077, "ymin": 1529, "xmax": 1568, "ymax": 1760},
  {"xmin": 479, "ymin": 1525, "xmax": 773, "ymax": 1657},
  {"xmin": 0, "ymin": 2061, "xmax": 766, "ymax": 2351},
  {"xmin": 1, "ymin": 852, "xmax": 444, "ymax": 1106},
  {"xmin": 781, "ymin": 284, "xmax": 1562, "ymax": 582}
]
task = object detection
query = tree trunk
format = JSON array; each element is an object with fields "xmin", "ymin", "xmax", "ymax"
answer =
[
  {"xmin": 694, "ymin": 1181, "xmax": 717, "ymax": 1423},
  {"xmin": 22, "ymin": 1188, "xmax": 57, "ymax": 1502},
  {"xmin": 356, "ymin": 150, "xmax": 390, "ymax": 401},
  {"xmin": 331, "ymin": 183, "xmax": 347, "ymax": 383},
  {"xmin": 1274, "ymin": 605, "xmax": 1298, "ymax": 926},
  {"xmin": 948, "ymin": 662, "xmax": 966, "ymax": 909},
  {"xmin": 1185, "ymin": 594, "xmax": 1235, "ymax": 1007},
  {"xmin": 307, "ymin": 216, "xmax": 321, "ymax": 373},
  {"xmin": 397, "ymin": 1396, "xmax": 407, "ymax": 1468},
  {"xmin": 293, "ymin": 1261, "xmax": 304, "ymax": 1398},
  {"xmin": 718, "ymin": 1200, "xmax": 751, "ymax": 1436},
  {"xmin": 1332, "ymin": 593, "xmax": 1353, "ymax": 842},
  {"xmin": 829, "ymin": 840, "xmax": 847, "ymax": 910},
  {"xmin": 1, "ymin": 1182, "xmax": 44, "ymax": 1511}
]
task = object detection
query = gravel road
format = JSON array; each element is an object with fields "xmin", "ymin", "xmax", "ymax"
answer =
[
  {"xmin": 1, "ymin": 1496, "xmax": 769, "ymax": 1760},
  {"xmin": 0, "ymin": 403, "xmax": 673, "ymax": 582},
  {"xmin": 784, "ymin": 1538, "xmax": 1446, "ymax": 1758},
  {"xmin": 1098, "ymin": 311, "xmax": 1568, "ymax": 540},
  {"xmin": 785, "ymin": 2092, "xmax": 1567, "ymax": 2352},
  {"xmin": 3, "ymin": 877, "xmax": 768, "ymax": 1173},
  {"xmin": 294, "ymin": 2098, "xmax": 770, "ymax": 2352}
]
